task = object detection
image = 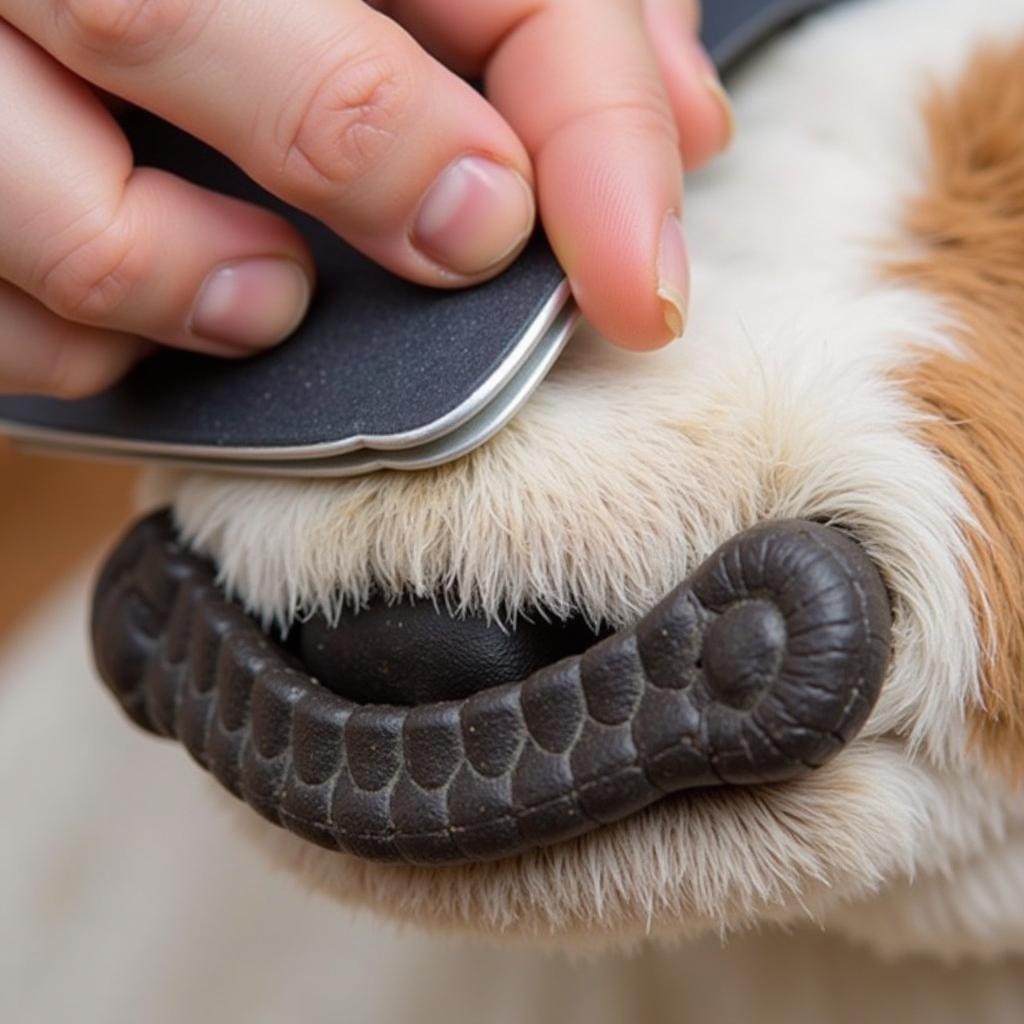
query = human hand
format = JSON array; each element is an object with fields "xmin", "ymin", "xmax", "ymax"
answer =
[{"xmin": 0, "ymin": 0, "xmax": 731, "ymax": 397}]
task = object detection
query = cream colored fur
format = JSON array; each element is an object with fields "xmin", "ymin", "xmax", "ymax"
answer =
[{"xmin": 135, "ymin": 0, "xmax": 1024, "ymax": 960}]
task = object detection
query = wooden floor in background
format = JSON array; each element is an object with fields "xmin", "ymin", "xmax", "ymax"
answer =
[{"xmin": 0, "ymin": 440, "xmax": 137, "ymax": 644}]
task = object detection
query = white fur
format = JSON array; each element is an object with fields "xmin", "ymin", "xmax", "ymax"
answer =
[{"xmin": 129, "ymin": 0, "xmax": 1024, "ymax": 960}]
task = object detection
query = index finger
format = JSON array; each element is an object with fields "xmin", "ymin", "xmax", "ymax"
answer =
[{"xmin": 2, "ymin": 0, "xmax": 537, "ymax": 286}]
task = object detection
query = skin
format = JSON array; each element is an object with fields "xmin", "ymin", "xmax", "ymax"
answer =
[{"xmin": 0, "ymin": 0, "xmax": 731, "ymax": 397}]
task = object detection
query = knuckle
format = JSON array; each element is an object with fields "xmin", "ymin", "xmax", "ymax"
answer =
[
  {"xmin": 58, "ymin": 0, "xmax": 203, "ymax": 63},
  {"xmin": 272, "ymin": 51, "xmax": 414, "ymax": 199},
  {"xmin": 541, "ymin": 87, "xmax": 679, "ymax": 159},
  {"xmin": 600, "ymin": 92, "xmax": 680, "ymax": 144},
  {"xmin": 39, "ymin": 210, "xmax": 144, "ymax": 324}
]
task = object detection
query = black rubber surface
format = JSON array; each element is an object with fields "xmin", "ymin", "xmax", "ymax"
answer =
[
  {"xmin": 292, "ymin": 600, "xmax": 606, "ymax": 707},
  {"xmin": 92, "ymin": 512, "xmax": 892, "ymax": 866}
]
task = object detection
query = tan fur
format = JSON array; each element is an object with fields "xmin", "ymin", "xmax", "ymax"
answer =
[{"xmin": 894, "ymin": 42, "xmax": 1024, "ymax": 779}]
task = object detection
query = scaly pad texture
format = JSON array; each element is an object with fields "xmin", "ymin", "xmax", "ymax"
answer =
[{"xmin": 92, "ymin": 513, "xmax": 891, "ymax": 865}]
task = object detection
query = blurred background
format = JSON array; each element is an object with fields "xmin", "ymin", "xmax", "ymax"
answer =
[{"xmin": 0, "ymin": 442, "xmax": 135, "ymax": 644}]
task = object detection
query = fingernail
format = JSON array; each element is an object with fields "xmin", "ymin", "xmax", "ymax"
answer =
[
  {"xmin": 687, "ymin": 38, "xmax": 735, "ymax": 148},
  {"xmin": 704, "ymin": 74, "xmax": 735, "ymax": 147},
  {"xmin": 658, "ymin": 212, "xmax": 690, "ymax": 338},
  {"xmin": 190, "ymin": 258, "xmax": 311, "ymax": 350},
  {"xmin": 413, "ymin": 156, "xmax": 535, "ymax": 277}
]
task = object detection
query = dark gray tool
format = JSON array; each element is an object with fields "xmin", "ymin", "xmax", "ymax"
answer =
[{"xmin": 0, "ymin": 0, "xmax": 837, "ymax": 476}]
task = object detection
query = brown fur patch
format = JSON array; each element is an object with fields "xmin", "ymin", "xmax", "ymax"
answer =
[{"xmin": 892, "ymin": 42, "xmax": 1024, "ymax": 778}]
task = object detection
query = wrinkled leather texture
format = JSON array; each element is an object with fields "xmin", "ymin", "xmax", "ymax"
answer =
[
  {"xmin": 92, "ymin": 513, "xmax": 892, "ymax": 866},
  {"xmin": 292, "ymin": 602, "xmax": 605, "ymax": 706}
]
